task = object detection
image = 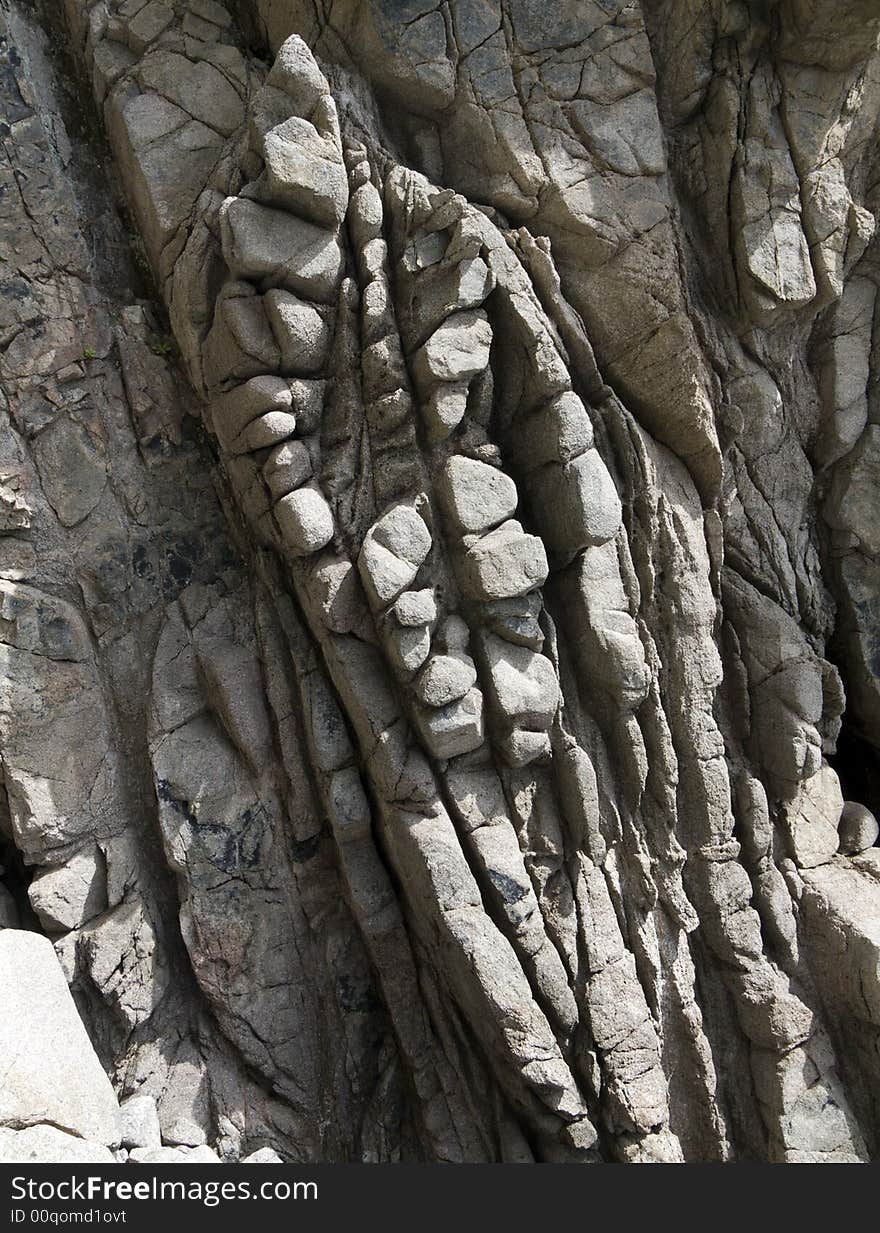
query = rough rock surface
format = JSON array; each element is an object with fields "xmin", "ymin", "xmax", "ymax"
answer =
[
  {"xmin": 0, "ymin": 931, "xmax": 121, "ymax": 1144},
  {"xmin": 0, "ymin": 0, "xmax": 879, "ymax": 1164}
]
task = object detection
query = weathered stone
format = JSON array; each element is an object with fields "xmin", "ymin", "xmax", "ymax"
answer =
[
  {"xmin": 359, "ymin": 536, "xmax": 420, "ymax": 608},
  {"xmin": 308, "ymin": 554, "xmax": 371, "ymax": 636},
  {"xmin": 358, "ymin": 504, "xmax": 432, "ymax": 609},
  {"xmin": 435, "ymin": 614, "xmax": 470, "ymax": 653},
  {"xmin": 264, "ymin": 289, "xmax": 332, "ymax": 375},
  {"xmin": 514, "ymin": 392, "xmax": 594, "ymax": 469},
  {"xmin": 0, "ymin": 931, "xmax": 120, "ymax": 1145},
  {"xmin": 781, "ymin": 765, "xmax": 844, "ymax": 869},
  {"xmin": 109, "ymin": 91, "xmax": 222, "ymax": 264},
  {"xmin": 386, "ymin": 623, "xmax": 432, "ymax": 675},
  {"xmin": 0, "ymin": 584, "xmax": 125, "ymax": 863},
  {"xmin": 415, "ymin": 687, "xmax": 484, "ymax": 759},
  {"xmin": 412, "ymin": 310, "xmax": 492, "ymax": 384},
  {"xmin": 838, "ymin": 801, "xmax": 879, "ymax": 856},
  {"xmin": 422, "ymin": 382, "xmax": 469, "ymax": 441},
  {"xmin": 422, "ymin": 257, "xmax": 493, "ymax": 324},
  {"xmin": 264, "ymin": 439, "xmax": 313, "ymax": 499},
  {"xmin": 484, "ymin": 594, "xmax": 544, "ymax": 650},
  {"xmin": 275, "ymin": 485, "xmax": 335, "ymax": 555},
  {"xmin": 825, "ymin": 426, "xmax": 880, "ymax": 556},
  {"xmin": 120, "ymin": 1094, "xmax": 162, "ymax": 1150},
  {"xmin": 437, "ymin": 454, "xmax": 518, "ymax": 534},
  {"xmin": 138, "ymin": 52, "xmax": 244, "ymax": 137},
  {"xmin": 32, "ymin": 419, "xmax": 106, "ymax": 528},
  {"xmin": 0, "ymin": 1126, "xmax": 116, "ymax": 1164},
  {"xmin": 77, "ymin": 899, "xmax": 168, "ymax": 1030},
  {"xmin": 260, "ymin": 116, "xmax": 348, "ymax": 226},
  {"xmin": 229, "ymin": 411, "xmax": 298, "ymax": 455},
  {"xmin": 7, "ymin": 0, "xmax": 880, "ymax": 1168},
  {"xmin": 203, "ymin": 287, "xmax": 281, "ymax": 385},
  {"xmin": 126, "ymin": 1, "xmax": 173, "ymax": 53},
  {"xmin": 195, "ymin": 637, "xmax": 272, "ymax": 773},
  {"xmin": 371, "ymin": 503, "xmax": 432, "ymax": 566},
  {"xmin": 526, "ymin": 451, "xmax": 622, "ymax": 561},
  {"xmin": 191, "ymin": 0, "xmax": 231, "ymax": 28},
  {"xmin": 415, "ymin": 652, "xmax": 477, "ymax": 708},
  {"xmin": 393, "ymin": 588, "xmax": 437, "ymax": 627},
  {"xmin": 362, "ymin": 334, "xmax": 406, "ymax": 400},
  {"xmin": 130, "ymin": 1145, "xmax": 221, "ymax": 1163},
  {"xmin": 460, "ymin": 520, "xmax": 548, "ymax": 601},
  {"xmin": 28, "ymin": 847, "xmax": 107, "ymax": 933},
  {"xmin": 220, "ymin": 197, "xmax": 344, "ymax": 303},
  {"xmin": 349, "ymin": 181, "xmax": 383, "ymax": 245},
  {"xmin": 498, "ymin": 729, "xmax": 552, "ymax": 767},
  {"xmin": 479, "ymin": 634, "xmax": 559, "ymax": 731},
  {"xmin": 266, "ymin": 34, "xmax": 328, "ymax": 115},
  {"xmin": 212, "ymin": 376, "xmax": 294, "ymax": 449}
]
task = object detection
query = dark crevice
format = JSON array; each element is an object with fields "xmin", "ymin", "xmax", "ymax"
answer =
[{"xmin": 829, "ymin": 722, "xmax": 880, "ymax": 823}]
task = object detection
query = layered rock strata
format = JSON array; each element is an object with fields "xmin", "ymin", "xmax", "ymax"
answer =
[{"xmin": 0, "ymin": 0, "xmax": 879, "ymax": 1163}]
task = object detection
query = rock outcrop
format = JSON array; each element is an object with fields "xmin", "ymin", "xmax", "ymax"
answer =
[{"xmin": 0, "ymin": 0, "xmax": 879, "ymax": 1163}]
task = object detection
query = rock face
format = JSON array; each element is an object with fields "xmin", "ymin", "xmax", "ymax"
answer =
[
  {"xmin": 0, "ymin": 0, "xmax": 879, "ymax": 1165},
  {"xmin": 0, "ymin": 931, "xmax": 121, "ymax": 1145}
]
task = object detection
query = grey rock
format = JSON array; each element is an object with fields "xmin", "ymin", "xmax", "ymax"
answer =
[
  {"xmin": 393, "ymin": 588, "xmax": 437, "ymax": 627},
  {"xmin": 826, "ymin": 425, "xmax": 880, "ymax": 556},
  {"xmin": 358, "ymin": 504, "xmax": 432, "ymax": 608},
  {"xmin": 120, "ymin": 1094, "xmax": 162, "ymax": 1150},
  {"xmin": 484, "ymin": 595, "xmax": 544, "ymax": 650},
  {"xmin": 498, "ymin": 728, "xmax": 552, "ymax": 767},
  {"xmin": 275, "ymin": 484, "xmax": 335, "ymax": 555},
  {"xmin": 415, "ymin": 687, "xmax": 485, "ymax": 759},
  {"xmin": 839, "ymin": 802, "xmax": 879, "ymax": 856},
  {"xmin": 260, "ymin": 116, "xmax": 348, "ymax": 227},
  {"xmin": 5, "ymin": 0, "xmax": 880, "ymax": 1168},
  {"xmin": 32, "ymin": 419, "xmax": 107, "ymax": 528},
  {"xmin": 212, "ymin": 375, "xmax": 295, "ymax": 449},
  {"xmin": 130, "ymin": 1145, "xmax": 221, "ymax": 1163},
  {"xmin": 422, "ymin": 382, "xmax": 470, "ymax": 441},
  {"xmin": 109, "ymin": 91, "xmax": 222, "ymax": 265},
  {"xmin": 77, "ymin": 898, "xmax": 169, "ymax": 1030},
  {"xmin": 265, "ymin": 289, "xmax": 332, "ymax": 375},
  {"xmin": 359, "ymin": 536, "xmax": 421, "ymax": 608},
  {"xmin": 386, "ymin": 623, "xmax": 432, "ymax": 675},
  {"xmin": 513, "ymin": 392, "xmax": 594, "ymax": 469},
  {"xmin": 309, "ymin": 554, "xmax": 372, "ymax": 636},
  {"xmin": 437, "ymin": 455, "xmax": 518, "ymax": 534},
  {"xmin": 412, "ymin": 310, "xmax": 492, "ymax": 384},
  {"xmin": 138, "ymin": 52, "xmax": 244, "ymax": 137},
  {"xmin": 0, "ymin": 1126, "xmax": 116, "ymax": 1164},
  {"xmin": 371, "ymin": 503, "xmax": 432, "ymax": 566},
  {"xmin": 460, "ymin": 520, "xmax": 548, "ymax": 601},
  {"xmin": 415, "ymin": 652, "xmax": 477, "ymax": 708},
  {"xmin": 126, "ymin": 1, "xmax": 174, "ymax": 53},
  {"xmin": 220, "ymin": 197, "xmax": 344, "ymax": 303},
  {"xmin": 264, "ymin": 439, "xmax": 313, "ymax": 499},
  {"xmin": 0, "ymin": 930, "xmax": 121, "ymax": 1145},
  {"xmin": 479, "ymin": 634, "xmax": 559, "ymax": 731},
  {"xmin": 266, "ymin": 34, "xmax": 329, "ymax": 115},
  {"xmin": 28, "ymin": 847, "xmax": 107, "ymax": 933},
  {"xmin": 782, "ymin": 765, "xmax": 844, "ymax": 870},
  {"xmin": 525, "ymin": 451, "xmax": 622, "ymax": 562},
  {"xmin": 226, "ymin": 411, "xmax": 298, "ymax": 456},
  {"xmin": 203, "ymin": 286, "xmax": 281, "ymax": 385}
]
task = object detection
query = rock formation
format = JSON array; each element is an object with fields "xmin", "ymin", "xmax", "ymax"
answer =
[{"xmin": 1, "ymin": 0, "xmax": 879, "ymax": 1163}]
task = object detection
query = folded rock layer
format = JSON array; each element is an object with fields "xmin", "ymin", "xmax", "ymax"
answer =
[{"xmin": 0, "ymin": 0, "xmax": 879, "ymax": 1163}]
